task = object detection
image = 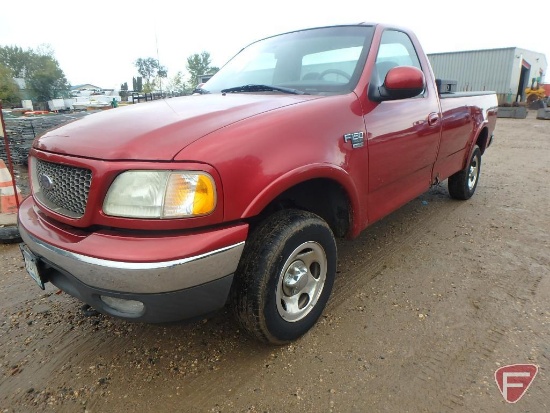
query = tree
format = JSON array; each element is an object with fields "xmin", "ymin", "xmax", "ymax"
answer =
[
  {"xmin": 186, "ymin": 52, "xmax": 219, "ymax": 90},
  {"xmin": 26, "ymin": 54, "xmax": 70, "ymax": 101},
  {"xmin": 0, "ymin": 46, "xmax": 31, "ymax": 77},
  {"xmin": 132, "ymin": 76, "xmax": 143, "ymax": 92},
  {"xmin": 165, "ymin": 71, "xmax": 189, "ymax": 96},
  {"xmin": 134, "ymin": 57, "xmax": 167, "ymax": 93},
  {"xmin": 0, "ymin": 44, "xmax": 70, "ymax": 102},
  {"xmin": 35, "ymin": 43, "xmax": 55, "ymax": 58},
  {"xmin": 0, "ymin": 63, "xmax": 20, "ymax": 105},
  {"xmin": 120, "ymin": 82, "xmax": 129, "ymax": 101}
]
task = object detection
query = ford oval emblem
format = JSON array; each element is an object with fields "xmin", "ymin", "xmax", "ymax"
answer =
[{"xmin": 39, "ymin": 174, "xmax": 54, "ymax": 190}]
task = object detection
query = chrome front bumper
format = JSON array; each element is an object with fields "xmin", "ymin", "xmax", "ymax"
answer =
[
  {"xmin": 18, "ymin": 195, "xmax": 249, "ymax": 322},
  {"xmin": 19, "ymin": 225, "xmax": 245, "ymax": 294}
]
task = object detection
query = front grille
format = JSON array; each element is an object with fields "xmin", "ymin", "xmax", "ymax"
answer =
[{"xmin": 32, "ymin": 159, "xmax": 92, "ymax": 218}]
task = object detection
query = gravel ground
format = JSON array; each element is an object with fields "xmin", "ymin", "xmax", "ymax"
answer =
[{"xmin": 0, "ymin": 111, "xmax": 549, "ymax": 412}]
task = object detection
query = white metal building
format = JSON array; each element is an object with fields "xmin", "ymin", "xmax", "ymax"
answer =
[{"xmin": 428, "ymin": 47, "xmax": 547, "ymax": 105}]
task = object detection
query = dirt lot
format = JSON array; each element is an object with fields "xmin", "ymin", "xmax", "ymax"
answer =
[{"xmin": 1, "ymin": 111, "xmax": 549, "ymax": 412}]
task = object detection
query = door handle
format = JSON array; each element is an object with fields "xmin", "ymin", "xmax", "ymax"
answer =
[{"xmin": 428, "ymin": 112, "xmax": 440, "ymax": 126}]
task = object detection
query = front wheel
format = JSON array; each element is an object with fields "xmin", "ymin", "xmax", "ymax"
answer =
[
  {"xmin": 448, "ymin": 145, "xmax": 482, "ymax": 200},
  {"xmin": 231, "ymin": 209, "xmax": 337, "ymax": 344}
]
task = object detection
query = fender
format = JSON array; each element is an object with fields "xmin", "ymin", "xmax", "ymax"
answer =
[
  {"xmin": 242, "ymin": 163, "xmax": 365, "ymax": 238},
  {"xmin": 464, "ymin": 104, "xmax": 494, "ymax": 167},
  {"xmin": 465, "ymin": 124, "xmax": 487, "ymax": 164}
]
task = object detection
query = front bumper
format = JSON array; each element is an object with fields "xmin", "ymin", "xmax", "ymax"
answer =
[{"xmin": 18, "ymin": 197, "xmax": 248, "ymax": 322}]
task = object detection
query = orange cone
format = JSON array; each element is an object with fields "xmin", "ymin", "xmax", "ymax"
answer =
[{"xmin": 0, "ymin": 159, "xmax": 22, "ymax": 214}]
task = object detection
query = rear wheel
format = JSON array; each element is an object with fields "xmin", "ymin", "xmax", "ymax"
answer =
[
  {"xmin": 448, "ymin": 145, "xmax": 481, "ymax": 200},
  {"xmin": 231, "ymin": 209, "xmax": 337, "ymax": 344}
]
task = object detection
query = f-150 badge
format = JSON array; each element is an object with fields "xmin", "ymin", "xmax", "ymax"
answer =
[{"xmin": 344, "ymin": 132, "xmax": 364, "ymax": 148}]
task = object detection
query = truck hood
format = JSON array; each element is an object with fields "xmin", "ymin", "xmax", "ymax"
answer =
[{"xmin": 34, "ymin": 94, "xmax": 321, "ymax": 160}]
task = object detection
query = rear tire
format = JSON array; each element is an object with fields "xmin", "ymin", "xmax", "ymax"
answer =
[
  {"xmin": 448, "ymin": 145, "xmax": 481, "ymax": 200},
  {"xmin": 231, "ymin": 209, "xmax": 337, "ymax": 344}
]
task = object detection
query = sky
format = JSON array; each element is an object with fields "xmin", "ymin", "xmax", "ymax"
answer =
[{"xmin": 0, "ymin": 0, "xmax": 548, "ymax": 90}]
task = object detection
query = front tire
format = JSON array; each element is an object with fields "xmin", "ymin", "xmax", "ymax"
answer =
[
  {"xmin": 231, "ymin": 209, "xmax": 337, "ymax": 344},
  {"xmin": 448, "ymin": 145, "xmax": 481, "ymax": 200}
]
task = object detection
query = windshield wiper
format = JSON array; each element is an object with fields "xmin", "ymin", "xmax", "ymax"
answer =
[{"xmin": 221, "ymin": 84, "xmax": 307, "ymax": 95}]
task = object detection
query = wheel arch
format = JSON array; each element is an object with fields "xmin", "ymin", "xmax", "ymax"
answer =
[
  {"xmin": 242, "ymin": 164, "xmax": 361, "ymax": 238},
  {"xmin": 475, "ymin": 125, "xmax": 490, "ymax": 155},
  {"xmin": 462, "ymin": 124, "xmax": 489, "ymax": 170}
]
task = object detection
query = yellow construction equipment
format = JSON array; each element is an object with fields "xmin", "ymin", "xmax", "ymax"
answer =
[{"xmin": 525, "ymin": 78, "xmax": 546, "ymax": 108}]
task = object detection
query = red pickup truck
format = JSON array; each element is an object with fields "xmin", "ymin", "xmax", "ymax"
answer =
[{"xmin": 18, "ymin": 23, "xmax": 497, "ymax": 344}]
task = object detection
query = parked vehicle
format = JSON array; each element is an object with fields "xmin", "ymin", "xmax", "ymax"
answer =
[{"xmin": 18, "ymin": 23, "xmax": 497, "ymax": 344}]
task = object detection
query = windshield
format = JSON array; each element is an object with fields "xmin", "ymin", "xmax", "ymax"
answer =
[{"xmin": 203, "ymin": 25, "xmax": 375, "ymax": 95}]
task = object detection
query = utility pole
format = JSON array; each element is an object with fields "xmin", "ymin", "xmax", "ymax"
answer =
[{"xmin": 155, "ymin": 29, "xmax": 163, "ymax": 95}]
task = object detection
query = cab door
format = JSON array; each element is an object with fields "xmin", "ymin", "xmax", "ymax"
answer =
[{"xmin": 365, "ymin": 29, "xmax": 442, "ymax": 223}]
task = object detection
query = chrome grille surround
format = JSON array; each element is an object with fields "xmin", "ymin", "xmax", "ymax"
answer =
[{"xmin": 31, "ymin": 158, "xmax": 92, "ymax": 218}]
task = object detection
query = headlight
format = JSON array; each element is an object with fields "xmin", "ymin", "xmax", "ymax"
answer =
[{"xmin": 103, "ymin": 170, "xmax": 216, "ymax": 218}]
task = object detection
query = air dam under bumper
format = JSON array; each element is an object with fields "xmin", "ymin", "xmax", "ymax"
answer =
[
  {"xmin": 18, "ymin": 198, "xmax": 247, "ymax": 323},
  {"xmin": 41, "ymin": 263, "xmax": 236, "ymax": 323}
]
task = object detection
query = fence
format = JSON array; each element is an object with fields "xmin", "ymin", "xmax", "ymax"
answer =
[
  {"xmin": 129, "ymin": 91, "xmax": 185, "ymax": 103},
  {"xmin": 130, "ymin": 92, "xmax": 165, "ymax": 103}
]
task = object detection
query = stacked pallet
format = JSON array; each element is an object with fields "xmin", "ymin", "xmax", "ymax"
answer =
[{"xmin": 1, "ymin": 112, "xmax": 90, "ymax": 165}]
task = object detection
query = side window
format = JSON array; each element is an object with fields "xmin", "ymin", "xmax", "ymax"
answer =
[{"xmin": 374, "ymin": 30, "xmax": 422, "ymax": 86}]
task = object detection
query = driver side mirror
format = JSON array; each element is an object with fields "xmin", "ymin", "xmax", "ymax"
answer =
[{"xmin": 369, "ymin": 66, "xmax": 425, "ymax": 102}]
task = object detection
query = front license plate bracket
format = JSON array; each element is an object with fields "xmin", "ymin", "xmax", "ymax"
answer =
[{"xmin": 19, "ymin": 244, "xmax": 45, "ymax": 290}]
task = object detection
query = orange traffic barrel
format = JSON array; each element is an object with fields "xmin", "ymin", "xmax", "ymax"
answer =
[{"xmin": 0, "ymin": 159, "xmax": 23, "ymax": 243}]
